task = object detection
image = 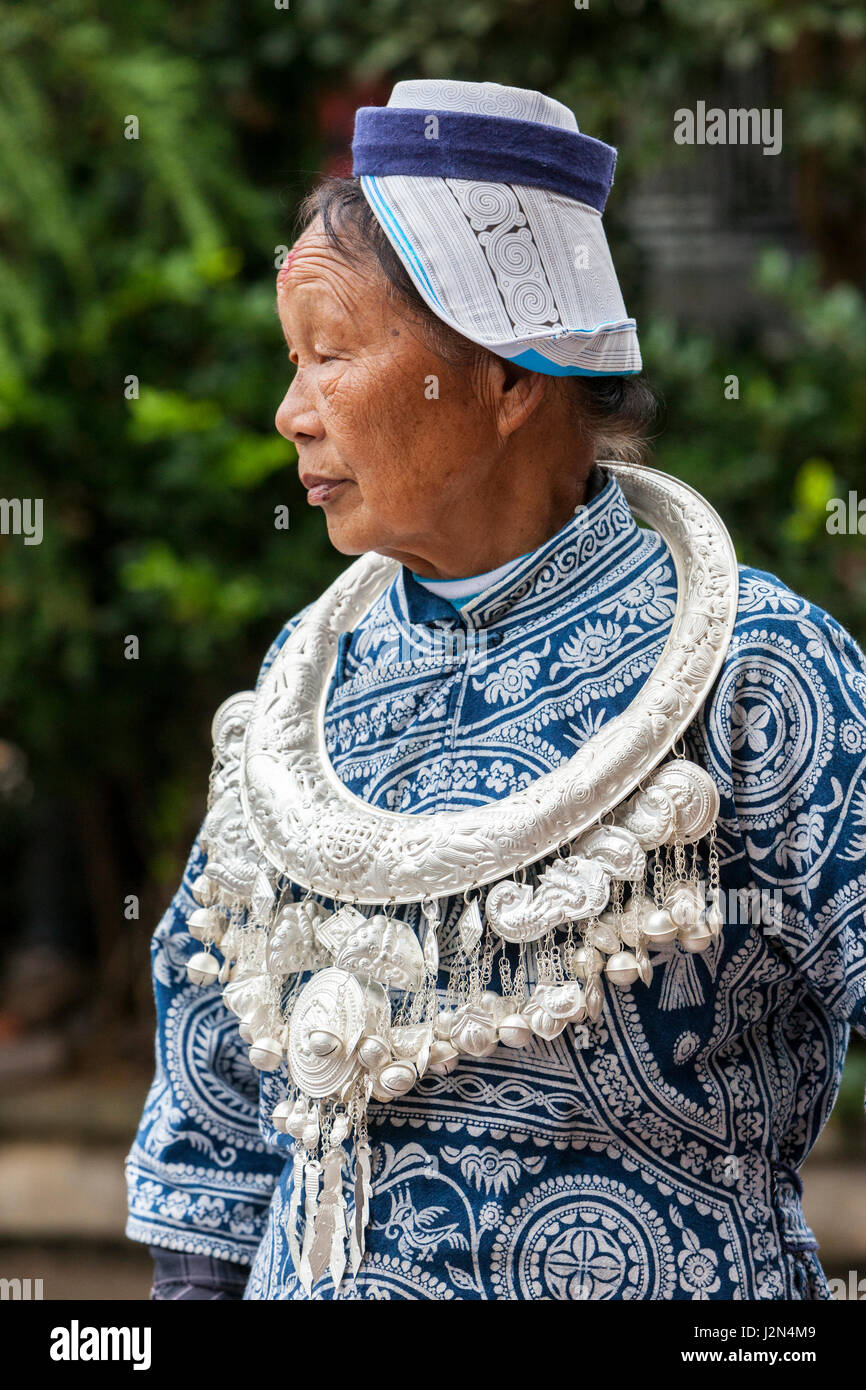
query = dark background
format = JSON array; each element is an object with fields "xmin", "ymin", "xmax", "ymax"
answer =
[{"xmin": 0, "ymin": 0, "xmax": 864, "ymax": 1298}]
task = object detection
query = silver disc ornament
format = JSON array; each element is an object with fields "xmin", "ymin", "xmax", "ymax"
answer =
[{"xmin": 287, "ymin": 968, "xmax": 366, "ymax": 1098}]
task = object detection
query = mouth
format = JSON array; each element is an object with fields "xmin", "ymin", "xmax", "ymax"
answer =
[{"xmin": 300, "ymin": 473, "xmax": 353, "ymax": 506}]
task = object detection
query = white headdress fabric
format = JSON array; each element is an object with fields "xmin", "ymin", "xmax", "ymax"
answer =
[{"xmin": 353, "ymin": 79, "xmax": 641, "ymax": 376}]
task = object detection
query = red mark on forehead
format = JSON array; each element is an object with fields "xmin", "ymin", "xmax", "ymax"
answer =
[{"xmin": 276, "ymin": 249, "xmax": 298, "ymax": 289}]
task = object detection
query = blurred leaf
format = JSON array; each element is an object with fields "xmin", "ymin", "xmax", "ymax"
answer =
[{"xmin": 127, "ymin": 388, "xmax": 224, "ymax": 441}]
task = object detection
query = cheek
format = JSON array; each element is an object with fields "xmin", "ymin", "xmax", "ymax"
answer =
[
  {"xmin": 317, "ymin": 350, "xmax": 489, "ymax": 525},
  {"xmin": 320, "ymin": 358, "xmax": 426, "ymax": 465},
  {"xmin": 378, "ymin": 367, "xmax": 488, "ymax": 500},
  {"xmin": 317, "ymin": 360, "xmax": 385, "ymax": 432}
]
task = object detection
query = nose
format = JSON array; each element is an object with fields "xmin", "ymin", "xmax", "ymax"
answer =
[{"xmin": 275, "ymin": 374, "xmax": 324, "ymax": 447}]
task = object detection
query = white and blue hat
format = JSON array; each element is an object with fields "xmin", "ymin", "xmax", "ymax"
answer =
[{"xmin": 352, "ymin": 79, "xmax": 641, "ymax": 376}]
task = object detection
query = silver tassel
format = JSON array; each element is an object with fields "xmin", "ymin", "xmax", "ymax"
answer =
[
  {"xmin": 351, "ymin": 1140, "xmax": 373, "ymax": 1276},
  {"xmin": 634, "ymin": 935, "xmax": 653, "ymax": 987},
  {"xmin": 307, "ymin": 1145, "xmax": 347, "ymax": 1291},
  {"xmin": 297, "ymin": 1157, "xmax": 321, "ymax": 1296},
  {"xmin": 585, "ymin": 970, "xmax": 603, "ymax": 1021},
  {"xmin": 287, "ymin": 1146, "xmax": 305, "ymax": 1275}
]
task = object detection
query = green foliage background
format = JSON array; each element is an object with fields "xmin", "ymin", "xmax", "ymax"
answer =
[{"xmin": 0, "ymin": 1, "xmax": 864, "ymax": 1077}]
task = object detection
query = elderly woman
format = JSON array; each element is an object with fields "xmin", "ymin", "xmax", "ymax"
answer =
[{"xmin": 125, "ymin": 79, "xmax": 866, "ymax": 1302}]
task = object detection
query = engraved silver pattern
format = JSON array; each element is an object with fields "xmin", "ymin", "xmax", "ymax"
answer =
[{"xmin": 239, "ymin": 463, "xmax": 739, "ymax": 902}]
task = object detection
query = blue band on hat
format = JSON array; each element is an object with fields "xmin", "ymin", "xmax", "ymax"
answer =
[{"xmin": 352, "ymin": 107, "xmax": 617, "ymax": 213}]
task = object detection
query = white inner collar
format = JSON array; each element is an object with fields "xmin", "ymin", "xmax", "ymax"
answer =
[{"xmin": 411, "ymin": 552, "xmax": 529, "ymax": 600}]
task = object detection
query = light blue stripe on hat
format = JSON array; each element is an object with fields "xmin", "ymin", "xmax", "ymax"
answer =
[
  {"xmin": 508, "ymin": 348, "xmax": 642, "ymax": 377},
  {"xmin": 361, "ymin": 175, "xmax": 445, "ymax": 311}
]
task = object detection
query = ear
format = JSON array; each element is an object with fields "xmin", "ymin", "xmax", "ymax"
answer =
[{"xmin": 489, "ymin": 358, "xmax": 548, "ymax": 439}]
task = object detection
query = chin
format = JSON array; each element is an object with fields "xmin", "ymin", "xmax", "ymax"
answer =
[{"xmin": 324, "ymin": 515, "xmax": 384, "ymax": 558}]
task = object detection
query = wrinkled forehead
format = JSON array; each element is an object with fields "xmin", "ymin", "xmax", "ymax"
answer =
[
  {"xmin": 276, "ymin": 223, "xmax": 361, "ymax": 292},
  {"xmin": 275, "ymin": 224, "xmax": 390, "ymax": 327},
  {"xmin": 276, "ymin": 224, "xmax": 324, "ymax": 292}
]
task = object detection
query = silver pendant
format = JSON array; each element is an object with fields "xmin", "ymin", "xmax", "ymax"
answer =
[
  {"xmin": 524, "ymin": 980, "xmax": 586, "ymax": 1039},
  {"xmin": 287, "ymin": 1146, "xmax": 305, "ymax": 1274},
  {"xmin": 614, "ymin": 783, "xmax": 676, "ymax": 849},
  {"xmin": 350, "ymin": 1141, "xmax": 373, "ymax": 1277},
  {"xmin": 651, "ymin": 760, "xmax": 721, "ymax": 844},
  {"xmin": 449, "ymin": 1001, "xmax": 498, "ymax": 1057},
  {"xmin": 457, "ymin": 899, "xmax": 483, "ymax": 954},
  {"xmin": 423, "ymin": 919, "xmax": 440, "ymax": 976},
  {"xmin": 332, "ymin": 914, "xmax": 425, "ymax": 992},
  {"xmin": 287, "ymin": 969, "xmax": 366, "ymax": 1098},
  {"xmin": 297, "ymin": 1157, "xmax": 322, "ymax": 1297},
  {"xmin": 314, "ymin": 905, "xmax": 367, "ymax": 956},
  {"xmin": 267, "ymin": 899, "xmax": 329, "ymax": 975},
  {"xmin": 571, "ymin": 824, "xmax": 646, "ymax": 881},
  {"xmin": 486, "ymin": 856, "xmax": 609, "ymax": 943},
  {"xmin": 307, "ymin": 1146, "xmax": 347, "ymax": 1291}
]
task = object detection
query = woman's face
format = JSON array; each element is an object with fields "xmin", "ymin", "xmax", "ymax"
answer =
[{"xmin": 274, "ymin": 221, "xmax": 510, "ymax": 573}]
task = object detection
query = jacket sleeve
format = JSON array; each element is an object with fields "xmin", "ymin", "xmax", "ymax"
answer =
[
  {"xmin": 728, "ymin": 588, "xmax": 866, "ymax": 1042},
  {"xmin": 124, "ymin": 615, "xmax": 303, "ymax": 1262},
  {"xmin": 148, "ymin": 1246, "xmax": 250, "ymax": 1300}
]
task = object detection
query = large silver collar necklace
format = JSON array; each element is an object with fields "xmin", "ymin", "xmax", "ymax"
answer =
[{"xmin": 186, "ymin": 461, "xmax": 739, "ymax": 1294}]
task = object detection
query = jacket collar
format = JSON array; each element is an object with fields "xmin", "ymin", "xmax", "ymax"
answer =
[{"xmin": 388, "ymin": 464, "xmax": 653, "ymax": 631}]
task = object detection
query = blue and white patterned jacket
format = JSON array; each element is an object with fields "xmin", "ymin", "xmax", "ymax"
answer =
[{"xmin": 125, "ymin": 465, "xmax": 866, "ymax": 1300}]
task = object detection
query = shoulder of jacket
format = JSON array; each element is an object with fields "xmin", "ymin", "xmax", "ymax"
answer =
[{"xmin": 729, "ymin": 564, "xmax": 865, "ymax": 672}]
